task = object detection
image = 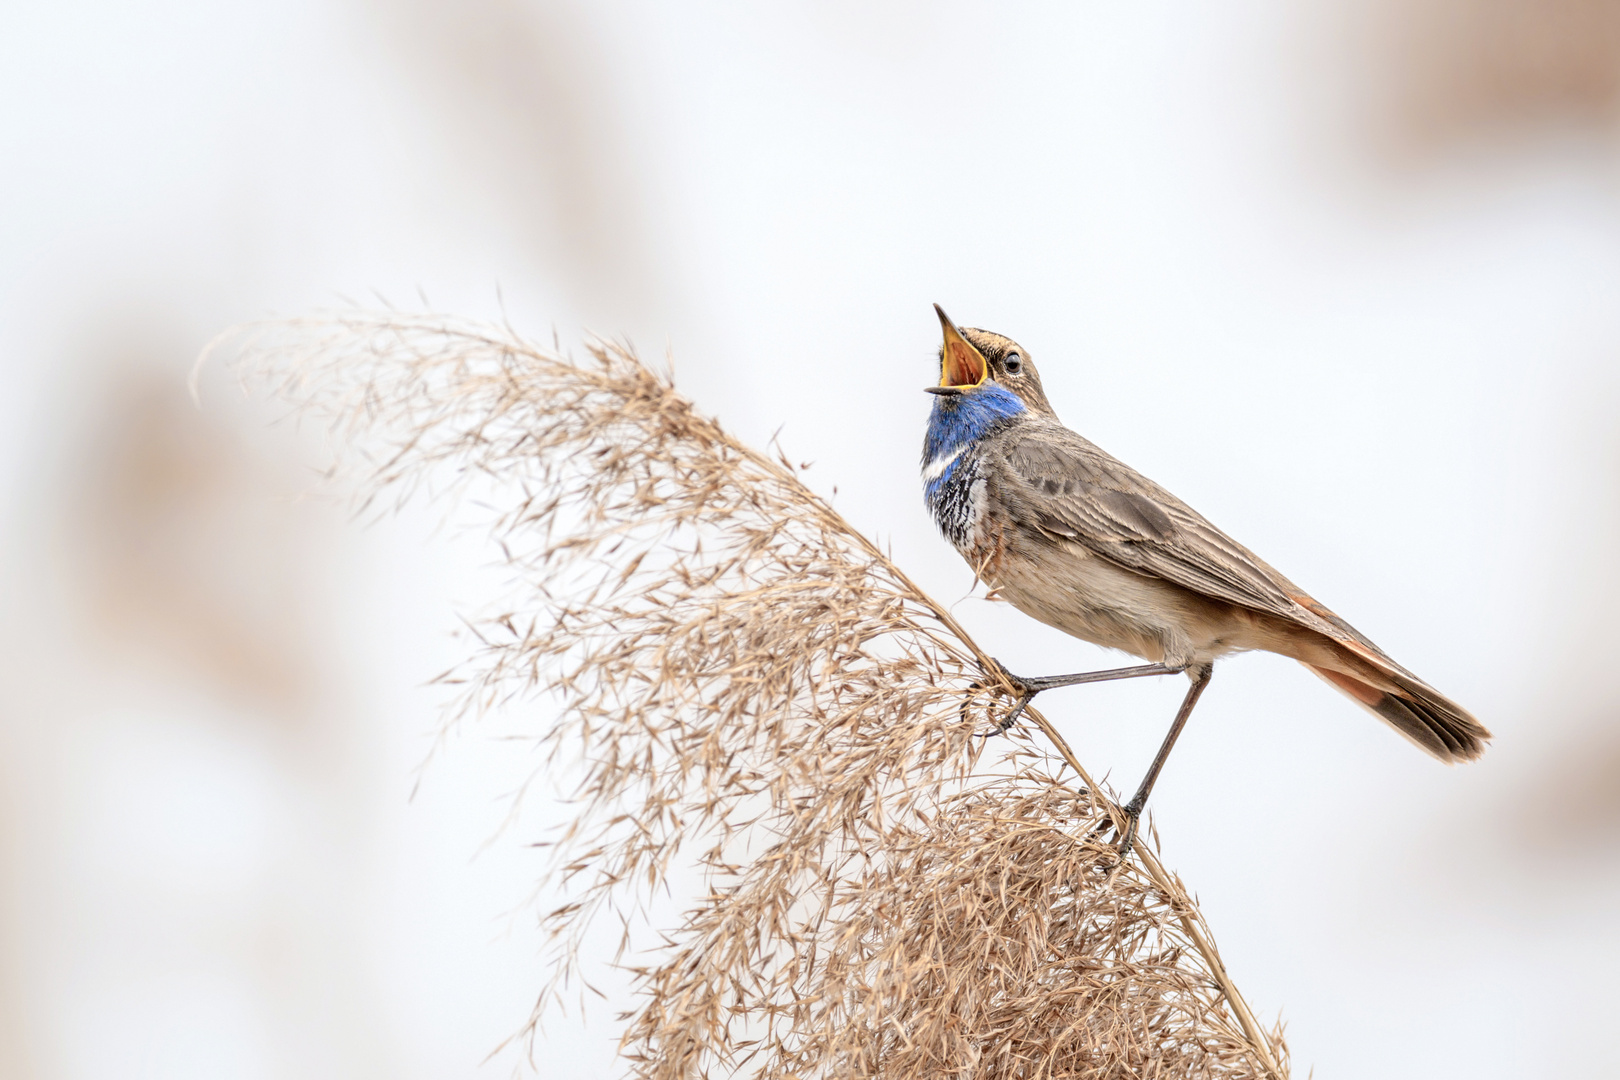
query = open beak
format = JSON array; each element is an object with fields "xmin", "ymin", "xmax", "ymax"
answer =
[{"xmin": 932, "ymin": 304, "xmax": 988, "ymax": 393}]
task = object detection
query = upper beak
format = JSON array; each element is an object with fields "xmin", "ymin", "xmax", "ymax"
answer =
[{"xmin": 934, "ymin": 303, "xmax": 988, "ymax": 390}]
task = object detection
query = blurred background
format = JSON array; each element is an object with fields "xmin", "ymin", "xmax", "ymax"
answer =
[{"xmin": 4, "ymin": 1, "xmax": 1620, "ymax": 1076}]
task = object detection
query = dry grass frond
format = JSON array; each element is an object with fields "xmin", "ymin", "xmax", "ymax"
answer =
[{"xmin": 229, "ymin": 311, "xmax": 1288, "ymax": 1079}]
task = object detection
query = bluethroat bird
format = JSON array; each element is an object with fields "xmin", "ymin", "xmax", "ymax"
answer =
[{"xmin": 922, "ymin": 305, "xmax": 1489, "ymax": 857}]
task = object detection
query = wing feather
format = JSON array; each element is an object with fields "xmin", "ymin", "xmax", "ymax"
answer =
[{"xmin": 999, "ymin": 423, "xmax": 1337, "ymax": 633}]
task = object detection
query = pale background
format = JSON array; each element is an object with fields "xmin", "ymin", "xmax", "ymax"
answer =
[{"xmin": 4, "ymin": 2, "xmax": 1620, "ymax": 1077}]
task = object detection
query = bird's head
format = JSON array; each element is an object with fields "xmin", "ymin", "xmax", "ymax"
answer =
[{"xmin": 926, "ymin": 304, "xmax": 1054, "ymax": 415}]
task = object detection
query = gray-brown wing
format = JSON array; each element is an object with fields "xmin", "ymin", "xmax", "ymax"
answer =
[{"xmin": 998, "ymin": 423, "xmax": 1313, "ymax": 624}]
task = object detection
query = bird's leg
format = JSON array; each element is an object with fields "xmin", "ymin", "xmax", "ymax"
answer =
[
  {"xmin": 1003, "ymin": 662, "xmax": 1185, "ymax": 694},
  {"xmin": 973, "ymin": 659, "xmax": 1184, "ymax": 735},
  {"xmin": 1111, "ymin": 663, "xmax": 1214, "ymax": 860}
]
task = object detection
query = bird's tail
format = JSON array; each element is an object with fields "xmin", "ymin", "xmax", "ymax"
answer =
[{"xmin": 1306, "ymin": 659, "xmax": 1490, "ymax": 763}]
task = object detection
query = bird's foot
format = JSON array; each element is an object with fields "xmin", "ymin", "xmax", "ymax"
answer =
[
  {"xmin": 979, "ymin": 691, "xmax": 1037, "ymax": 738},
  {"xmin": 966, "ymin": 657, "xmax": 1040, "ymax": 737},
  {"xmin": 1085, "ymin": 798, "xmax": 1144, "ymax": 865},
  {"xmin": 1114, "ymin": 800, "xmax": 1143, "ymax": 862}
]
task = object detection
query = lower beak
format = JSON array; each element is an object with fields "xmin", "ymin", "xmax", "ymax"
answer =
[{"xmin": 934, "ymin": 304, "xmax": 988, "ymax": 389}]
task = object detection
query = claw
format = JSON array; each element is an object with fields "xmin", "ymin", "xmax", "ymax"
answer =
[
  {"xmin": 1079, "ymin": 803, "xmax": 1140, "ymax": 865},
  {"xmin": 976, "ymin": 690, "xmax": 1035, "ymax": 738},
  {"xmin": 1112, "ymin": 798, "xmax": 1145, "ymax": 862},
  {"xmin": 960, "ymin": 658, "xmax": 1039, "ymax": 738},
  {"xmin": 1115, "ymin": 811, "xmax": 1141, "ymax": 862}
]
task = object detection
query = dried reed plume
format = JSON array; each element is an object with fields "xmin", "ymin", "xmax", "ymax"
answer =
[{"xmin": 230, "ymin": 312, "xmax": 1289, "ymax": 1079}]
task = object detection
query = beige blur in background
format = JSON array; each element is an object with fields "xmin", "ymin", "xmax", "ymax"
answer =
[{"xmin": 4, "ymin": 2, "xmax": 1620, "ymax": 1077}]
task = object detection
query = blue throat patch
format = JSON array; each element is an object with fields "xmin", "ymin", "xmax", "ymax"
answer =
[
  {"xmin": 921, "ymin": 387, "xmax": 1027, "ymax": 550},
  {"xmin": 921, "ymin": 385, "xmax": 1027, "ymax": 467}
]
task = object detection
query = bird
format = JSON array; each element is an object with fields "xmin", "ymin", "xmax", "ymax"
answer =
[{"xmin": 921, "ymin": 304, "xmax": 1490, "ymax": 857}]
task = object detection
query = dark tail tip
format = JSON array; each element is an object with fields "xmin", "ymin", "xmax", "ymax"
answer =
[
  {"xmin": 1371, "ymin": 685, "xmax": 1490, "ymax": 762},
  {"xmin": 1309, "ymin": 664, "xmax": 1490, "ymax": 763}
]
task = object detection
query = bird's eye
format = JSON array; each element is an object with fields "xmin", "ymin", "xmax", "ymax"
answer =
[{"xmin": 1004, "ymin": 353, "xmax": 1023, "ymax": 374}]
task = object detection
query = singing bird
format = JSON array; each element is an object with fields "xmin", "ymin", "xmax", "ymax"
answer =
[{"xmin": 922, "ymin": 305, "xmax": 1489, "ymax": 855}]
